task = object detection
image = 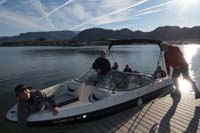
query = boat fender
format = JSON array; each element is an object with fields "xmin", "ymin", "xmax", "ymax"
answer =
[{"xmin": 137, "ymin": 97, "xmax": 143, "ymax": 106}]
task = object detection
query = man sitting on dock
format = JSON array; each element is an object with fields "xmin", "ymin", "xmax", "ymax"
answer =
[
  {"xmin": 15, "ymin": 84, "xmax": 59, "ymax": 133},
  {"xmin": 159, "ymin": 43, "xmax": 200, "ymax": 99}
]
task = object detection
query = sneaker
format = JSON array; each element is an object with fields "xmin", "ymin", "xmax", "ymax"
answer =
[
  {"xmin": 195, "ymin": 92, "xmax": 200, "ymax": 99},
  {"xmin": 171, "ymin": 88, "xmax": 181, "ymax": 97},
  {"xmin": 192, "ymin": 82, "xmax": 200, "ymax": 99}
]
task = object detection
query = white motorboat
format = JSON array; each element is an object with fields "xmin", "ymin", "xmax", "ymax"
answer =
[{"xmin": 6, "ymin": 39, "xmax": 174, "ymax": 127}]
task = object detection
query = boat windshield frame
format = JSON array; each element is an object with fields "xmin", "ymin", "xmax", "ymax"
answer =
[
  {"xmin": 112, "ymin": 71, "xmax": 154, "ymax": 91},
  {"xmin": 75, "ymin": 68, "xmax": 97, "ymax": 83},
  {"xmin": 76, "ymin": 69, "xmax": 154, "ymax": 91}
]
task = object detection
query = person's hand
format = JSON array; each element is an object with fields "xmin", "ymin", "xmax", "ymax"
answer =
[
  {"xmin": 96, "ymin": 68, "xmax": 101, "ymax": 74},
  {"xmin": 52, "ymin": 107, "xmax": 59, "ymax": 115}
]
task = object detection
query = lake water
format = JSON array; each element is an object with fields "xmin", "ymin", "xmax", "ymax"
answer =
[{"xmin": 0, "ymin": 45, "xmax": 200, "ymax": 132}]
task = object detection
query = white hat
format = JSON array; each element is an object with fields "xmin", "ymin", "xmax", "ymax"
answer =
[
  {"xmin": 100, "ymin": 49, "xmax": 107, "ymax": 55},
  {"xmin": 159, "ymin": 42, "xmax": 168, "ymax": 51}
]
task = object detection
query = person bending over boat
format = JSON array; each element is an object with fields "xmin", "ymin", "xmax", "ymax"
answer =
[
  {"xmin": 159, "ymin": 43, "xmax": 200, "ymax": 99},
  {"xmin": 92, "ymin": 49, "xmax": 111, "ymax": 75},
  {"xmin": 15, "ymin": 84, "xmax": 60, "ymax": 133}
]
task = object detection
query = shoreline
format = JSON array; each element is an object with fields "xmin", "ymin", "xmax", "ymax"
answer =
[{"xmin": 0, "ymin": 40, "xmax": 199, "ymax": 47}]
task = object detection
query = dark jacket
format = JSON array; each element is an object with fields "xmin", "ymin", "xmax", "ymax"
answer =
[
  {"xmin": 123, "ymin": 68, "xmax": 132, "ymax": 72},
  {"xmin": 112, "ymin": 66, "xmax": 118, "ymax": 70},
  {"xmin": 92, "ymin": 57, "xmax": 111, "ymax": 75},
  {"xmin": 17, "ymin": 90, "xmax": 57, "ymax": 133}
]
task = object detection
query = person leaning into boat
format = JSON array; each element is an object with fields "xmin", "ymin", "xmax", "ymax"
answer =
[
  {"xmin": 15, "ymin": 84, "xmax": 60, "ymax": 133},
  {"xmin": 159, "ymin": 43, "xmax": 200, "ymax": 99},
  {"xmin": 92, "ymin": 49, "xmax": 111, "ymax": 75}
]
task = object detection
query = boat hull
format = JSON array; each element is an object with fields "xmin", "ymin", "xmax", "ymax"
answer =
[
  {"xmin": 8, "ymin": 85, "xmax": 173, "ymax": 127},
  {"xmin": 6, "ymin": 69, "xmax": 174, "ymax": 127}
]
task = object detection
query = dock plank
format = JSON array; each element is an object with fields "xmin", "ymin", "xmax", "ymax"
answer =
[{"xmin": 65, "ymin": 92, "xmax": 200, "ymax": 133}]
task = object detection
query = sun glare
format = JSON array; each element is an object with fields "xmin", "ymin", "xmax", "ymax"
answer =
[
  {"xmin": 175, "ymin": 0, "xmax": 199, "ymax": 9},
  {"xmin": 183, "ymin": 45, "xmax": 199, "ymax": 79},
  {"xmin": 177, "ymin": 45, "xmax": 200, "ymax": 92},
  {"xmin": 178, "ymin": 78, "xmax": 192, "ymax": 92}
]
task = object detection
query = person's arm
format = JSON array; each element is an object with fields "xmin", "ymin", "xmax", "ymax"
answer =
[
  {"xmin": 92, "ymin": 58, "xmax": 98, "ymax": 69},
  {"xmin": 92, "ymin": 58, "xmax": 101, "ymax": 74},
  {"xmin": 17, "ymin": 102, "xmax": 29, "ymax": 133},
  {"xmin": 40, "ymin": 91, "xmax": 59, "ymax": 115},
  {"xmin": 164, "ymin": 54, "xmax": 170, "ymax": 76}
]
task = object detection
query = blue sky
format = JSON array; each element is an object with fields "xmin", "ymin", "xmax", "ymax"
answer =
[{"xmin": 0, "ymin": 0, "xmax": 200, "ymax": 36}]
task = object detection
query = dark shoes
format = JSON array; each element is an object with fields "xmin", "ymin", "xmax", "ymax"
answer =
[
  {"xmin": 195, "ymin": 91, "xmax": 200, "ymax": 99},
  {"xmin": 192, "ymin": 82, "xmax": 200, "ymax": 99},
  {"xmin": 171, "ymin": 88, "xmax": 181, "ymax": 97}
]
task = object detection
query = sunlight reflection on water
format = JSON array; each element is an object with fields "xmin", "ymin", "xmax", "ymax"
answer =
[{"xmin": 178, "ymin": 45, "xmax": 200, "ymax": 92}]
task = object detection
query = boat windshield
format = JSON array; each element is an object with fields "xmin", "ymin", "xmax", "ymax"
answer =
[
  {"xmin": 75, "ymin": 68, "xmax": 97, "ymax": 83},
  {"xmin": 95, "ymin": 70, "xmax": 127, "ymax": 90},
  {"xmin": 75, "ymin": 69, "xmax": 153, "ymax": 91},
  {"xmin": 114, "ymin": 72, "xmax": 154, "ymax": 91}
]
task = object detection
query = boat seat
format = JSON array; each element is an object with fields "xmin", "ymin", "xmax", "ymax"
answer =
[
  {"xmin": 67, "ymin": 81, "xmax": 80, "ymax": 92},
  {"xmin": 53, "ymin": 94, "xmax": 79, "ymax": 107},
  {"xmin": 92, "ymin": 88, "xmax": 110, "ymax": 101}
]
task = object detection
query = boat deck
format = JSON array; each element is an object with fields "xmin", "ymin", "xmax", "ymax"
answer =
[{"xmin": 64, "ymin": 92, "xmax": 200, "ymax": 133}]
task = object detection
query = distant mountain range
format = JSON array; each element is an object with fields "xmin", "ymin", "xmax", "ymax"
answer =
[
  {"xmin": 0, "ymin": 26, "xmax": 200, "ymax": 44},
  {"xmin": 73, "ymin": 26, "xmax": 200, "ymax": 43},
  {"xmin": 0, "ymin": 30, "xmax": 79, "ymax": 42}
]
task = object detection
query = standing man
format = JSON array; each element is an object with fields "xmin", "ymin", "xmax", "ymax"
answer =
[
  {"xmin": 159, "ymin": 43, "xmax": 200, "ymax": 99},
  {"xmin": 92, "ymin": 49, "xmax": 111, "ymax": 75}
]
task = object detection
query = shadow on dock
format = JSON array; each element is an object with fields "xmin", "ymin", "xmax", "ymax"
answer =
[
  {"xmin": 40, "ymin": 92, "xmax": 200, "ymax": 133},
  {"xmin": 157, "ymin": 93, "xmax": 181, "ymax": 133},
  {"xmin": 185, "ymin": 106, "xmax": 200, "ymax": 133}
]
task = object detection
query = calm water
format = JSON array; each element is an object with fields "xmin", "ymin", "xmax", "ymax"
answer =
[{"xmin": 0, "ymin": 45, "xmax": 200, "ymax": 132}]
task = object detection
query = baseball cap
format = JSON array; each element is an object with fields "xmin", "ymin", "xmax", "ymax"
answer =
[
  {"xmin": 100, "ymin": 49, "xmax": 106, "ymax": 55},
  {"xmin": 159, "ymin": 41, "xmax": 168, "ymax": 47},
  {"xmin": 14, "ymin": 84, "xmax": 31, "ymax": 97}
]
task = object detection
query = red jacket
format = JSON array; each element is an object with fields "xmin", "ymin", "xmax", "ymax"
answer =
[{"xmin": 164, "ymin": 45, "xmax": 188, "ymax": 75}]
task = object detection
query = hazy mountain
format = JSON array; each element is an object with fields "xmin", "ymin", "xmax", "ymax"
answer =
[
  {"xmin": 1, "ymin": 26, "xmax": 200, "ymax": 44},
  {"xmin": 73, "ymin": 28, "xmax": 134, "ymax": 41},
  {"xmin": 0, "ymin": 30, "xmax": 79, "ymax": 42},
  {"xmin": 73, "ymin": 26, "xmax": 200, "ymax": 42},
  {"xmin": 147, "ymin": 26, "xmax": 200, "ymax": 41}
]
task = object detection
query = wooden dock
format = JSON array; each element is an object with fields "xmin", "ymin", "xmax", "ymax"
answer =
[{"xmin": 58, "ymin": 92, "xmax": 200, "ymax": 133}]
